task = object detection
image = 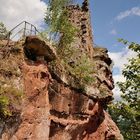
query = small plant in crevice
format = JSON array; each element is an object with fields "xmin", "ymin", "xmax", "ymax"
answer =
[
  {"xmin": 0, "ymin": 96, "xmax": 10, "ymax": 117},
  {"xmin": 68, "ymin": 53, "xmax": 94, "ymax": 85},
  {"xmin": 60, "ymin": 51, "xmax": 95, "ymax": 88},
  {"xmin": 0, "ymin": 86, "xmax": 23, "ymax": 119}
]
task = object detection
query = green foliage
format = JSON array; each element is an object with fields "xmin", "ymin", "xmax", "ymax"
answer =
[
  {"xmin": 60, "ymin": 51, "xmax": 94, "ymax": 88},
  {"xmin": 0, "ymin": 96, "xmax": 10, "ymax": 116},
  {"xmin": 0, "ymin": 41, "xmax": 23, "ymax": 119},
  {"xmin": 69, "ymin": 54, "xmax": 94, "ymax": 85},
  {"xmin": 0, "ymin": 22, "xmax": 8, "ymax": 40},
  {"xmin": 0, "ymin": 86, "xmax": 23, "ymax": 118},
  {"xmin": 38, "ymin": 31, "xmax": 50, "ymax": 41},
  {"xmin": 44, "ymin": 0, "xmax": 77, "ymax": 46},
  {"xmin": 45, "ymin": 0, "xmax": 94, "ymax": 88},
  {"xmin": 109, "ymin": 40, "xmax": 140, "ymax": 140}
]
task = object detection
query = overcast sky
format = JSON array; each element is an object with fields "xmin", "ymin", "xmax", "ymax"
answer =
[{"xmin": 0, "ymin": 0, "xmax": 139, "ymax": 100}]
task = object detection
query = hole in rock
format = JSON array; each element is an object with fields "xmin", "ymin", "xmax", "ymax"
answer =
[
  {"xmin": 40, "ymin": 72, "xmax": 48, "ymax": 79},
  {"xmin": 24, "ymin": 47, "xmax": 37, "ymax": 61}
]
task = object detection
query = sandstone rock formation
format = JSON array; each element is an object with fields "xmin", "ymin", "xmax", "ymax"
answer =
[
  {"xmin": 0, "ymin": 36, "xmax": 123, "ymax": 140},
  {"xmin": 0, "ymin": 1, "xmax": 123, "ymax": 140}
]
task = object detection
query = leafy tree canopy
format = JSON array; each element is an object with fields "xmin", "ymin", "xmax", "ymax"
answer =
[{"xmin": 109, "ymin": 39, "xmax": 140, "ymax": 140}]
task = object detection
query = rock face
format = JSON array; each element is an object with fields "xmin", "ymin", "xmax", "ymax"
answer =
[
  {"xmin": 47, "ymin": 46, "xmax": 123, "ymax": 140},
  {"xmin": 0, "ymin": 1, "xmax": 123, "ymax": 139},
  {"xmin": 24, "ymin": 36, "xmax": 56, "ymax": 62},
  {"xmin": 10, "ymin": 62, "xmax": 51, "ymax": 140},
  {"xmin": 0, "ymin": 41, "xmax": 24, "ymax": 139},
  {"xmin": 0, "ymin": 36, "xmax": 123, "ymax": 140}
]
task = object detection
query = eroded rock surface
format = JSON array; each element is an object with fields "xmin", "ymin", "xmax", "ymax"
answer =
[
  {"xmin": 11, "ymin": 62, "xmax": 51, "ymax": 140},
  {"xmin": 24, "ymin": 36, "xmax": 56, "ymax": 62},
  {"xmin": 0, "ymin": 1, "xmax": 123, "ymax": 139},
  {"xmin": 0, "ymin": 35, "xmax": 123, "ymax": 140},
  {"xmin": 47, "ymin": 47, "xmax": 123, "ymax": 140}
]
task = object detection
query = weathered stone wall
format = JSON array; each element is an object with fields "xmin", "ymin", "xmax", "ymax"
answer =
[{"xmin": 67, "ymin": 0, "xmax": 94, "ymax": 57}]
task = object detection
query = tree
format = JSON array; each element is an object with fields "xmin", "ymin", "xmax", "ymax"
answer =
[
  {"xmin": 109, "ymin": 40, "xmax": 140, "ymax": 140},
  {"xmin": 0, "ymin": 22, "xmax": 8, "ymax": 40},
  {"xmin": 44, "ymin": 0, "xmax": 77, "ymax": 46},
  {"xmin": 44, "ymin": 0, "xmax": 94, "ymax": 88}
]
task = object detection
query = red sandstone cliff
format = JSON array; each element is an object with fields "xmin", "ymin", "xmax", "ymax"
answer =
[
  {"xmin": 0, "ymin": 1, "xmax": 124, "ymax": 139},
  {"xmin": 0, "ymin": 36, "xmax": 123, "ymax": 140}
]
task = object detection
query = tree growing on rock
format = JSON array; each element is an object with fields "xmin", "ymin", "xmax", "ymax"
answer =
[
  {"xmin": 44, "ymin": 0, "xmax": 94, "ymax": 88},
  {"xmin": 45, "ymin": 0, "xmax": 77, "ymax": 46}
]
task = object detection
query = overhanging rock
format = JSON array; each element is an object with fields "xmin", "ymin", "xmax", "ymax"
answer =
[{"xmin": 23, "ymin": 36, "xmax": 56, "ymax": 62}]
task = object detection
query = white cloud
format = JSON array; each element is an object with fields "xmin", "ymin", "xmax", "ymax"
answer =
[
  {"xmin": 112, "ymin": 74, "xmax": 125, "ymax": 101},
  {"xmin": 109, "ymin": 47, "xmax": 136, "ymax": 71},
  {"xmin": 110, "ymin": 29, "xmax": 117, "ymax": 35},
  {"xmin": 112, "ymin": 85, "xmax": 121, "ymax": 101},
  {"xmin": 116, "ymin": 7, "xmax": 140, "ymax": 20},
  {"xmin": 108, "ymin": 47, "xmax": 137, "ymax": 101},
  {"xmin": 0, "ymin": 0, "xmax": 47, "ymax": 30}
]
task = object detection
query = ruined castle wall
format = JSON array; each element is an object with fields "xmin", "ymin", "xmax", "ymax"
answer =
[{"xmin": 67, "ymin": 1, "xmax": 94, "ymax": 58}]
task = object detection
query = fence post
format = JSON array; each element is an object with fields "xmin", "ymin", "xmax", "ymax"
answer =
[
  {"xmin": 34, "ymin": 27, "xmax": 37, "ymax": 35},
  {"xmin": 23, "ymin": 21, "xmax": 27, "ymax": 37},
  {"xmin": 6, "ymin": 32, "xmax": 11, "ymax": 46},
  {"xmin": 30, "ymin": 25, "xmax": 33, "ymax": 35}
]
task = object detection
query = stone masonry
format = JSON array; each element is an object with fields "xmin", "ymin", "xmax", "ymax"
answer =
[{"xmin": 67, "ymin": 0, "xmax": 94, "ymax": 58}]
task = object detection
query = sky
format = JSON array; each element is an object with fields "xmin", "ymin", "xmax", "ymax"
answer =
[{"xmin": 0, "ymin": 0, "xmax": 139, "ymax": 100}]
